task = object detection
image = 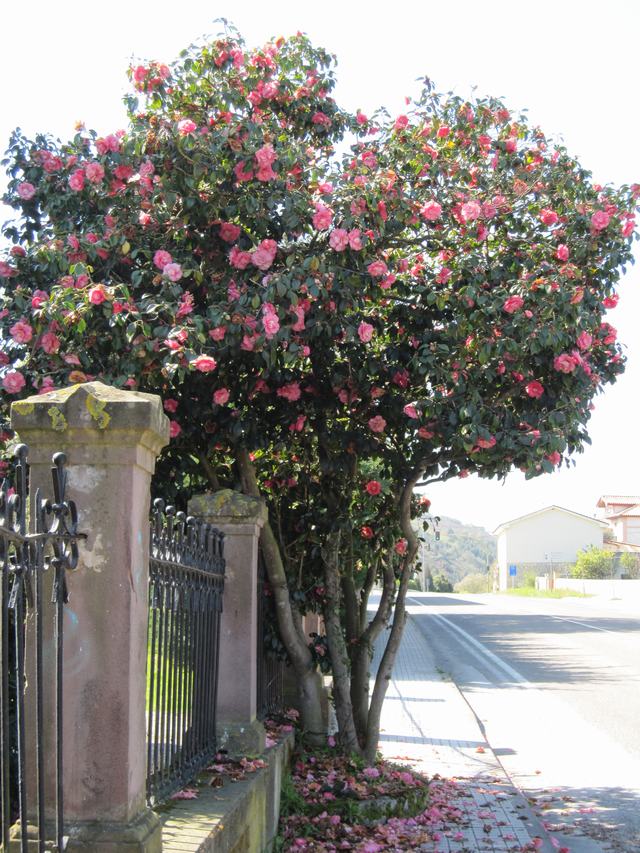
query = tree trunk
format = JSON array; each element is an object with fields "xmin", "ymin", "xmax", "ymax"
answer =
[
  {"xmin": 321, "ymin": 530, "xmax": 362, "ymax": 755},
  {"xmin": 350, "ymin": 555, "xmax": 396, "ymax": 745},
  {"xmin": 236, "ymin": 447, "xmax": 326, "ymax": 743},
  {"xmin": 363, "ymin": 468, "xmax": 424, "ymax": 763}
]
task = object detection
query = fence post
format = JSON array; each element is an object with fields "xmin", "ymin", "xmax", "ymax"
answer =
[
  {"xmin": 10, "ymin": 381, "xmax": 168, "ymax": 851},
  {"xmin": 188, "ymin": 490, "xmax": 266, "ymax": 756}
]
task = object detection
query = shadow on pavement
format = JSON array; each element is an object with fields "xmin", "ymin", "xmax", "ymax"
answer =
[
  {"xmin": 524, "ymin": 784, "xmax": 640, "ymax": 853},
  {"xmin": 411, "ymin": 610, "xmax": 640, "ymax": 686}
]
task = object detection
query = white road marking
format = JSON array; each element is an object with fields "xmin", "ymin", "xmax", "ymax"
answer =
[
  {"xmin": 551, "ymin": 616, "xmax": 619, "ymax": 635},
  {"xmin": 408, "ymin": 598, "xmax": 531, "ymax": 686}
]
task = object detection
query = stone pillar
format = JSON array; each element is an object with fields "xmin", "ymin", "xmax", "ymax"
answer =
[
  {"xmin": 188, "ymin": 490, "xmax": 266, "ymax": 756},
  {"xmin": 10, "ymin": 382, "xmax": 169, "ymax": 851}
]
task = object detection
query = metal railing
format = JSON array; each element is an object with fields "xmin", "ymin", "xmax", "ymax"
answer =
[
  {"xmin": 0, "ymin": 445, "xmax": 82, "ymax": 852},
  {"xmin": 256, "ymin": 554, "xmax": 286, "ymax": 720},
  {"xmin": 146, "ymin": 500, "xmax": 224, "ymax": 804}
]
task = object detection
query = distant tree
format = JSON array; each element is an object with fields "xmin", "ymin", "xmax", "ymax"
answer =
[
  {"xmin": 455, "ymin": 572, "xmax": 489, "ymax": 593},
  {"xmin": 619, "ymin": 552, "xmax": 640, "ymax": 579},
  {"xmin": 431, "ymin": 572, "xmax": 453, "ymax": 592},
  {"xmin": 571, "ymin": 546, "xmax": 615, "ymax": 579}
]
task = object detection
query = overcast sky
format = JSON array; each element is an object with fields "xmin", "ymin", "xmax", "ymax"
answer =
[{"xmin": 1, "ymin": 0, "xmax": 638, "ymax": 531}]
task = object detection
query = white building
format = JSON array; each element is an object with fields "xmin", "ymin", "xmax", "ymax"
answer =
[
  {"xmin": 596, "ymin": 495, "xmax": 640, "ymax": 546},
  {"xmin": 493, "ymin": 506, "xmax": 608, "ymax": 590}
]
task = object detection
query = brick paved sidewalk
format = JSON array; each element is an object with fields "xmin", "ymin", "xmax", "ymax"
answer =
[{"xmin": 371, "ymin": 615, "xmax": 557, "ymax": 852}]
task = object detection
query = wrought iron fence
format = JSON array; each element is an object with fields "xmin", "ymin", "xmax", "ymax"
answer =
[
  {"xmin": 0, "ymin": 444, "xmax": 82, "ymax": 852},
  {"xmin": 146, "ymin": 500, "xmax": 225, "ymax": 804},
  {"xmin": 256, "ymin": 553, "xmax": 286, "ymax": 721}
]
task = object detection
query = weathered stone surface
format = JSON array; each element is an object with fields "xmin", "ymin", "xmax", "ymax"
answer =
[
  {"xmin": 11, "ymin": 381, "xmax": 169, "ymax": 464},
  {"xmin": 189, "ymin": 490, "xmax": 267, "ymax": 525},
  {"xmin": 160, "ymin": 733, "xmax": 294, "ymax": 853},
  {"xmin": 188, "ymin": 491, "xmax": 265, "ymax": 757},
  {"xmin": 10, "ymin": 383, "xmax": 167, "ymax": 850}
]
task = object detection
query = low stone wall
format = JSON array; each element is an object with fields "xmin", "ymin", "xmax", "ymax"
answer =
[
  {"xmin": 160, "ymin": 733, "xmax": 294, "ymax": 853},
  {"xmin": 554, "ymin": 577, "xmax": 640, "ymax": 597}
]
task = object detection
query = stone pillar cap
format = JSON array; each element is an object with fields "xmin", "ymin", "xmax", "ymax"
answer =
[
  {"xmin": 189, "ymin": 489, "xmax": 268, "ymax": 526},
  {"xmin": 10, "ymin": 381, "xmax": 170, "ymax": 453}
]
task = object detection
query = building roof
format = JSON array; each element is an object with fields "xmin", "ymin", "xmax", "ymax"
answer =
[
  {"xmin": 493, "ymin": 505, "xmax": 609, "ymax": 536},
  {"xmin": 608, "ymin": 504, "xmax": 640, "ymax": 518},
  {"xmin": 596, "ymin": 495, "xmax": 640, "ymax": 508},
  {"xmin": 604, "ymin": 541, "xmax": 640, "ymax": 553}
]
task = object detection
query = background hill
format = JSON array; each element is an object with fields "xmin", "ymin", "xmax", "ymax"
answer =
[{"xmin": 421, "ymin": 516, "xmax": 496, "ymax": 584}]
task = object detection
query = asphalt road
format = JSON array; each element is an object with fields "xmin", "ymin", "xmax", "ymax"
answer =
[{"xmin": 405, "ymin": 592, "xmax": 640, "ymax": 853}]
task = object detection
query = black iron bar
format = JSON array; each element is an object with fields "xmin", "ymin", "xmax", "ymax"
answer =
[{"xmin": 1, "ymin": 545, "xmax": 10, "ymax": 850}]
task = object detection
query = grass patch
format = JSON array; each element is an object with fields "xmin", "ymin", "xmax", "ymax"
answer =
[{"xmin": 499, "ymin": 587, "xmax": 591, "ymax": 598}]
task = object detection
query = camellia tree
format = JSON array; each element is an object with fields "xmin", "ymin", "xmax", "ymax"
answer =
[{"xmin": 1, "ymin": 26, "xmax": 637, "ymax": 760}]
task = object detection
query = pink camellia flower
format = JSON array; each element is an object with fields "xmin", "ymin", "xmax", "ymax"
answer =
[
  {"xmin": 213, "ymin": 388, "xmax": 230, "ymax": 405},
  {"xmin": 234, "ymin": 161, "xmax": 254, "ymax": 183},
  {"xmin": 68, "ymin": 169, "xmax": 85, "ymax": 191},
  {"xmin": 358, "ymin": 322, "xmax": 374, "ymax": 343},
  {"xmin": 38, "ymin": 377, "xmax": 55, "ymax": 395},
  {"xmin": 0, "ymin": 262, "xmax": 17, "ymax": 277},
  {"xmin": 602, "ymin": 294, "xmax": 619, "ymax": 309},
  {"xmin": 163, "ymin": 398, "xmax": 179, "ymax": 413},
  {"xmin": 367, "ymin": 260, "xmax": 388, "ymax": 278},
  {"xmin": 219, "ymin": 222, "xmax": 241, "ymax": 243},
  {"xmin": 291, "ymin": 306, "xmax": 305, "ymax": 332},
  {"xmin": 17, "ymin": 182, "xmax": 36, "ymax": 200},
  {"xmin": 252, "ymin": 239, "xmax": 277, "ymax": 270},
  {"xmin": 539, "ymin": 208, "xmax": 559, "ymax": 225},
  {"xmin": 525, "ymin": 380, "xmax": 544, "ymax": 399},
  {"xmin": 546, "ymin": 451, "xmax": 561, "ymax": 466},
  {"xmin": 255, "ymin": 144, "xmax": 277, "ymax": 181},
  {"xmin": 229, "ymin": 246, "xmax": 252, "ymax": 269},
  {"xmin": 312, "ymin": 203, "xmax": 333, "ymax": 231},
  {"xmin": 591, "ymin": 210, "xmax": 610, "ymax": 231},
  {"xmin": 263, "ymin": 312, "xmax": 280, "ymax": 338},
  {"xmin": 277, "ymin": 382, "xmax": 302, "ymax": 402},
  {"xmin": 40, "ymin": 331, "xmax": 61, "ymax": 354},
  {"xmin": 503, "ymin": 295, "xmax": 524, "ymax": 313},
  {"xmin": 556, "ymin": 244, "xmax": 569, "ymax": 261},
  {"xmin": 576, "ymin": 331, "xmax": 593, "ymax": 350},
  {"xmin": 329, "ymin": 228, "xmax": 349, "ymax": 251},
  {"xmin": 289, "ymin": 414, "xmax": 307, "ymax": 432},
  {"xmin": 363, "ymin": 766, "xmax": 380, "ymax": 778},
  {"xmin": 394, "ymin": 114, "xmax": 409, "ymax": 131},
  {"xmin": 31, "ymin": 290, "xmax": 49, "ymax": 309},
  {"xmin": 209, "ymin": 326, "xmax": 226, "ymax": 341},
  {"xmin": 403, "ymin": 404, "xmax": 419, "ymax": 419},
  {"xmin": 2, "ymin": 371, "xmax": 26, "ymax": 394},
  {"xmin": 394, "ymin": 539, "xmax": 408, "ymax": 555},
  {"xmin": 368, "ymin": 415, "xmax": 386, "ymax": 433},
  {"xmin": 85, "ymin": 162, "xmax": 105, "ymax": 184},
  {"xmin": 177, "ymin": 119, "xmax": 197, "ymax": 135},
  {"xmin": 9, "ymin": 320, "xmax": 33, "ymax": 344},
  {"xmin": 360, "ymin": 526, "xmax": 374, "ymax": 539},
  {"xmin": 475, "ymin": 436, "xmax": 496, "ymax": 450},
  {"xmin": 88, "ymin": 285, "xmax": 107, "ymax": 305},
  {"xmin": 553, "ymin": 353, "xmax": 577, "ymax": 373},
  {"xmin": 365, "ymin": 480, "xmax": 382, "ymax": 496},
  {"xmin": 192, "ymin": 355, "xmax": 217, "ymax": 373},
  {"xmin": 418, "ymin": 426, "xmax": 435, "ymax": 439},
  {"xmin": 348, "ymin": 228, "xmax": 363, "ymax": 250},
  {"xmin": 163, "ymin": 262, "xmax": 183, "ymax": 282},
  {"xmin": 461, "ymin": 200, "xmax": 481, "ymax": 222},
  {"xmin": 169, "ymin": 420, "xmax": 182, "ymax": 438},
  {"xmin": 317, "ymin": 181, "xmax": 333, "ymax": 194},
  {"xmin": 420, "ymin": 200, "xmax": 442, "ymax": 221},
  {"xmin": 436, "ymin": 266, "xmax": 452, "ymax": 284},
  {"xmin": 436, "ymin": 125, "xmax": 450, "ymax": 138},
  {"xmin": 153, "ymin": 249, "xmax": 173, "ymax": 270}
]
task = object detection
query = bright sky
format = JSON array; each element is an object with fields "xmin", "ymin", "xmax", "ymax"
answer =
[{"xmin": 1, "ymin": 0, "xmax": 638, "ymax": 532}]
